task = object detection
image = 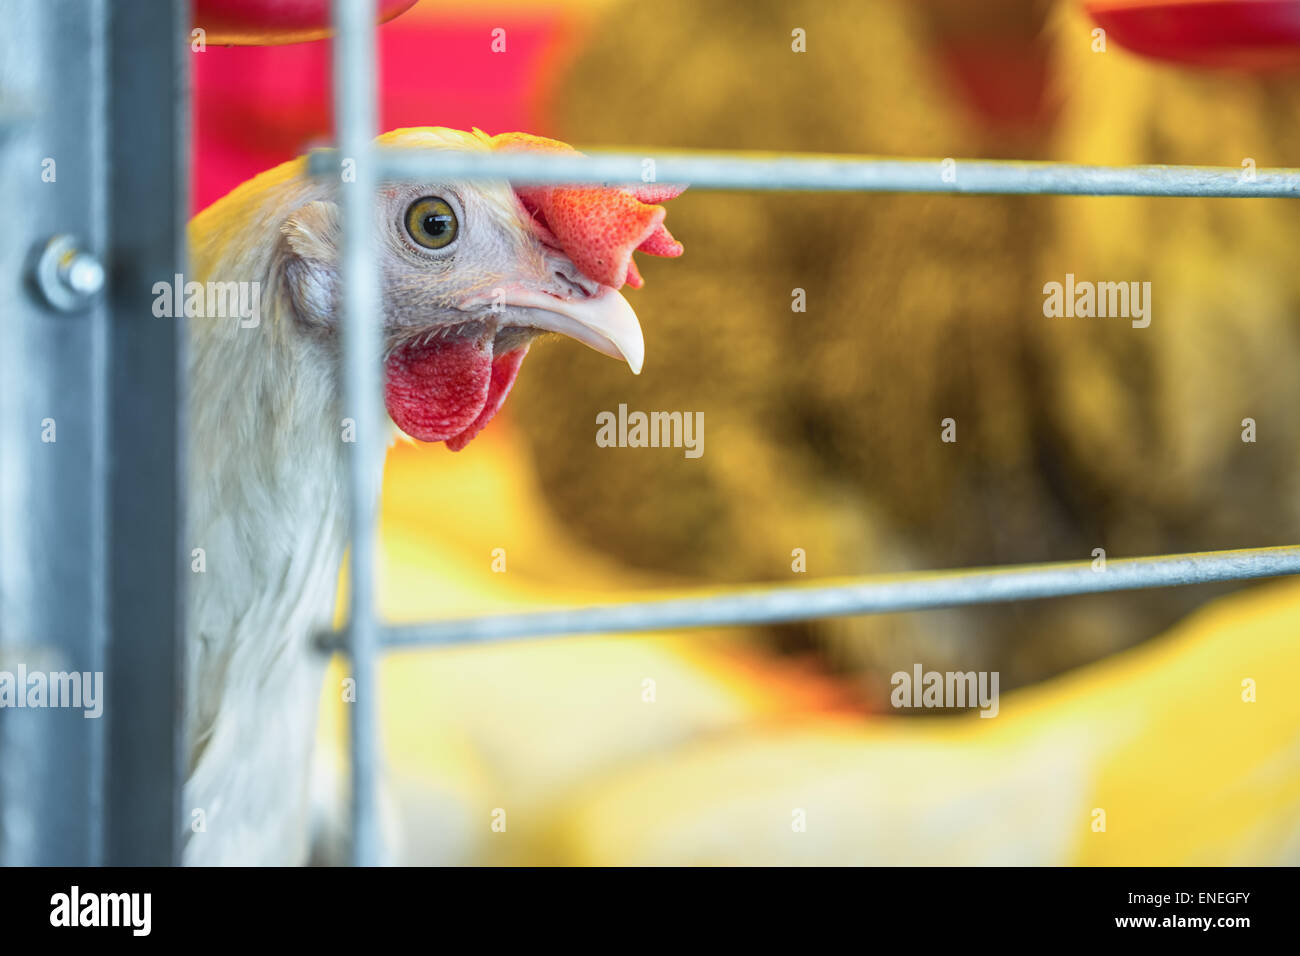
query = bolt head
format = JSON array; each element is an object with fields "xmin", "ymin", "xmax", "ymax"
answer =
[
  {"xmin": 31, "ymin": 235, "xmax": 104, "ymax": 313},
  {"xmin": 63, "ymin": 254, "xmax": 105, "ymax": 296}
]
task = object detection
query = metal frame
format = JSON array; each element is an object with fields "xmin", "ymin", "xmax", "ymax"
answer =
[
  {"xmin": 324, "ymin": 0, "xmax": 1300, "ymax": 865},
  {"xmin": 10, "ymin": 0, "xmax": 1298, "ymax": 874},
  {"xmin": 3, "ymin": 0, "xmax": 1293, "ymax": 870}
]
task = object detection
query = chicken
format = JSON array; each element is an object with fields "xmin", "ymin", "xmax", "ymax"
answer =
[
  {"xmin": 508, "ymin": 0, "xmax": 1300, "ymax": 692},
  {"xmin": 508, "ymin": 0, "xmax": 1075, "ymax": 689},
  {"xmin": 182, "ymin": 126, "xmax": 683, "ymax": 865}
]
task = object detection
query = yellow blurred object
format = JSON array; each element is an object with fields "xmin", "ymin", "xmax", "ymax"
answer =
[
  {"xmin": 318, "ymin": 425, "xmax": 860, "ymax": 864},
  {"xmin": 318, "ymin": 423, "xmax": 1299, "ymax": 864},
  {"xmin": 554, "ymin": 574, "xmax": 1300, "ymax": 865}
]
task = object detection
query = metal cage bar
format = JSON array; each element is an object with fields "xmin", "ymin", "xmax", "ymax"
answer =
[
  {"xmin": 309, "ymin": 147, "xmax": 1300, "ymax": 198},
  {"xmin": 101, "ymin": 0, "xmax": 189, "ymax": 868},
  {"xmin": 316, "ymin": 546, "xmax": 1300, "ymax": 651},
  {"xmin": 332, "ymin": 0, "xmax": 383, "ymax": 868}
]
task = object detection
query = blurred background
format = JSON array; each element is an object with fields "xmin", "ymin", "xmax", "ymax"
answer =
[{"xmin": 195, "ymin": 0, "xmax": 1300, "ymax": 864}]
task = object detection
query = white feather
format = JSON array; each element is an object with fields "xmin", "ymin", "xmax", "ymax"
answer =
[
  {"xmin": 184, "ymin": 156, "xmax": 373, "ymax": 865},
  {"xmin": 179, "ymin": 127, "xmax": 536, "ymax": 864}
]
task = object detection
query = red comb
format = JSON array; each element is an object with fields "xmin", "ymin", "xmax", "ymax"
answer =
[{"xmin": 491, "ymin": 132, "xmax": 685, "ymax": 290}]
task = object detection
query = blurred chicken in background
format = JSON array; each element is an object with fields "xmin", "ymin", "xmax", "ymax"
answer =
[{"xmin": 510, "ymin": 0, "xmax": 1300, "ymax": 690}]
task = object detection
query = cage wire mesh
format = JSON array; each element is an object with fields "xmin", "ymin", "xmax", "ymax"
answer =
[{"xmin": 326, "ymin": 0, "xmax": 1300, "ymax": 864}]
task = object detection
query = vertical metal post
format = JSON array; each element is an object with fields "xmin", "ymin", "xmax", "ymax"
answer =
[
  {"xmin": 332, "ymin": 0, "xmax": 382, "ymax": 866},
  {"xmin": 101, "ymin": 0, "xmax": 188, "ymax": 866},
  {"xmin": 0, "ymin": 0, "xmax": 109, "ymax": 867},
  {"xmin": 0, "ymin": 0, "xmax": 186, "ymax": 865}
]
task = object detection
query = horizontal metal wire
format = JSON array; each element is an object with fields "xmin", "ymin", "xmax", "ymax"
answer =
[
  {"xmin": 315, "ymin": 545, "xmax": 1300, "ymax": 652},
  {"xmin": 308, "ymin": 147, "xmax": 1300, "ymax": 197}
]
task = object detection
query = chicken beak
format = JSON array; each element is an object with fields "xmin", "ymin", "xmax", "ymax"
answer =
[{"xmin": 489, "ymin": 285, "xmax": 645, "ymax": 375}]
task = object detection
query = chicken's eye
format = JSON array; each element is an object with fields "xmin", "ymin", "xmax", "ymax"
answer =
[{"xmin": 405, "ymin": 196, "xmax": 459, "ymax": 250}]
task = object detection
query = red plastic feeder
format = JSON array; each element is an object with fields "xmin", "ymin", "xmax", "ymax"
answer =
[
  {"xmin": 1085, "ymin": 0, "xmax": 1300, "ymax": 69},
  {"xmin": 193, "ymin": 0, "xmax": 419, "ymax": 45}
]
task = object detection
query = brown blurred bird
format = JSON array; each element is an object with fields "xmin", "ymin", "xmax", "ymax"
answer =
[{"xmin": 507, "ymin": 0, "xmax": 1300, "ymax": 691}]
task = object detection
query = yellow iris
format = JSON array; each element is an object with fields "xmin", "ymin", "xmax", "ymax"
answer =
[{"xmin": 405, "ymin": 196, "xmax": 458, "ymax": 250}]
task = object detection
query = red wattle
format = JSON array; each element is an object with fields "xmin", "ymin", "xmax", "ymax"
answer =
[
  {"xmin": 384, "ymin": 335, "xmax": 493, "ymax": 443},
  {"xmin": 445, "ymin": 346, "xmax": 529, "ymax": 452},
  {"xmin": 383, "ymin": 335, "xmax": 529, "ymax": 450}
]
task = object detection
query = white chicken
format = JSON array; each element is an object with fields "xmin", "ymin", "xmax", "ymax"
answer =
[{"xmin": 182, "ymin": 126, "xmax": 683, "ymax": 864}]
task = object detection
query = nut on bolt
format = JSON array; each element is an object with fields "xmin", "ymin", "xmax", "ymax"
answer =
[{"xmin": 32, "ymin": 234, "xmax": 105, "ymax": 312}]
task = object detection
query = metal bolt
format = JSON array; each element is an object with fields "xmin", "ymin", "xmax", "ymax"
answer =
[
  {"xmin": 31, "ymin": 235, "xmax": 105, "ymax": 312},
  {"xmin": 61, "ymin": 253, "xmax": 105, "ymax": 297}
]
